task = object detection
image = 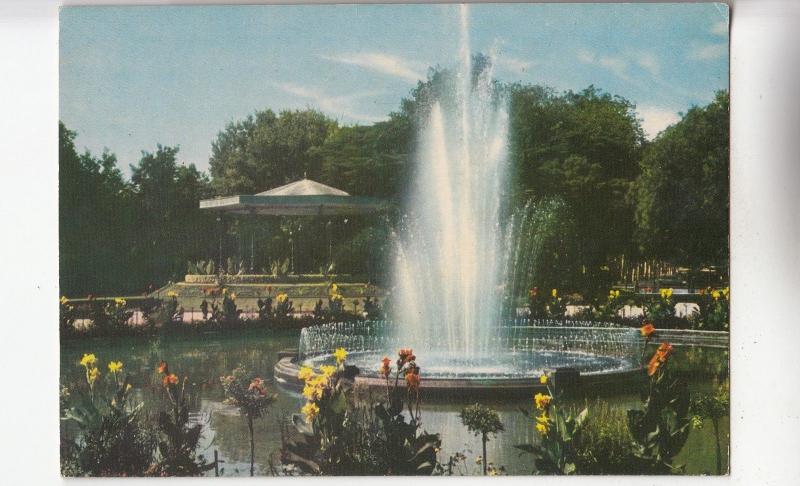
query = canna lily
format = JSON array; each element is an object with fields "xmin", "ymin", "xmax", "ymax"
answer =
[
  {"xmin": 539, "ymin": 373, "xmax": 549, "ymax": 385},
  {"xmin": 276, "ymin": 293, "xmax": 289, "ymax": 304},
  {"xmin": 722, "ymin": 287, "xmax": 730, "ymax": 299},
  {"xmin": 114, "ymin": 297, "xmax": 126, "ymax": 306},
  {"xmin": 711, "ymin": 290, "xmax": 721, "ymax": 300},
  {"xmin": 107, "ymin": 361, "xmax": 123, "ymax": 373},
  {"xmin": 60, "ymin": 296, "xmax": 69, "ymax": 305},
  {"xmin": 157, "ymin": 361, "xmax": 168, "ymax": 374},
  {"xmin": 647, "ymin": 342, "xmax": 675, "ymax": 376},
  {"xmin": 333, "ymin": 347, "xmax": 348, "ymax": 364},
  {"xmin": 551, "ymin": 288, "xmax": 558, "ymax": 298},
  {"xmin": 640, "ymin": 322, "xmax": 656, "ymax": 339},
  {"xmin": 379, "ymin": 356, "xmax": 392, "ymax": 377},
  {"xmin": 319, "ymin": 365, "xmax": 336, "ymax": 378},
  {"xmin": 80, "ymin": 353, "xmax": 97, "ymax": 368},
  {"xmin": 88, "ymin": 367, "xmax": 101, "ymax": 384},
  {"xmin": 302, "ymin": 381, "xmax": 324, "ymax": 400},
  {"xmin": 162, "ymin": 373, "xmax": 179, "ymax": 386},
  {"xmin": 301, "ymin": 401, "xmax": 320, "ymax": 423},
  {"xmin": 398, "ymin": 348, "xmax": 415, "ymax": 364},
  {"xmin": 297, "ymin": 366, "xmax": 314, "ymax": 381},
  {"xmin": 534, "ymin": 393, "xmax": 552, "ymax": 410},
  {"xmin": 405, "ymin": 370, "xmax": 421, "ymax": 392}
]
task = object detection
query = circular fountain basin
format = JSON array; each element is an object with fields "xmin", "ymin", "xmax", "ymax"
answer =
[{"xmin": 274, "ymin": 319, "xmax": 648, "ymax": 397}]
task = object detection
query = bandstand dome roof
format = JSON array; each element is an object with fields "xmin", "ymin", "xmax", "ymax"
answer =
[{"xmin": 199, "ymin": 178, "xmax": 383, "ymax": 216}]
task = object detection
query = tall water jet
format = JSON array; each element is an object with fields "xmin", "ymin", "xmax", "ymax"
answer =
[{"xmin": 392, "ymin": 4, "xmax": 510, "ymax": 358}]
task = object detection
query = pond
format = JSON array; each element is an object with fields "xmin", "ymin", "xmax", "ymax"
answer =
[{"xmin": 60, "ymin": 330, "xmax": 729, "ymax": 476}]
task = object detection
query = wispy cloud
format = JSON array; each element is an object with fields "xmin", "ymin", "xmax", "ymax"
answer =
[
  {"xmin": 496, "ymin": 55, "xmax": 536, "ymax": 75},
  {"xmin": 687, "ymin": 42, "xmax": 727, "ymax": 61},
  {"xmin": 638, "ymin": 105, "xmax": 681, "ymax": 139},
  {"xmin": 320, "ymin": 52, "xmax": 425, "ymax": 82},
  {"xmin": 711, "ymin": 20, "xmax": 728, "ymax": 37},
  {"xmin": 273, "ymin": 82, "xmax": 386, "ymax": 123},
  {"xmin": 578, "ymin": 50, "xmax": 630, "ymax": 81},
  {"xmin": 634, "ymin": 51, "xmax": 661, "ymax": 77}
]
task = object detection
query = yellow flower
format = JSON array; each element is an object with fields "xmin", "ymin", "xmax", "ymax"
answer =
[
  {"xmin": 722, "ymin": 287, "xmax": 730, "ymax": 299},
  {"xmin": 297, "ymin": 366, "xmax": 314, "ymax": 381},
  {"xmin": 536, "ymin": 413, "xmax": 549, "ymax": 426},
  {"xmin": 534, "ymin": 393, "xmax": 552, "ymax": 410},
  {"xmin": 88, "ymin": 367, "xmax": 101, "ymax": 384},
  {"xmin": 551, "ymin": 288, "xmax": 558, "ymax": 298},
  {"xmin": 221, "ymin": 288, "xmax": 228, "ymax": 295},
  {"xmin": 60, "ymin": 296, "xmax": 69, "ymax": 305},
  {"xmin": 301, "ymin": 401, "xmax": 320, "ymax": 423},
  {"xmin": 107, "ymin": 361, "xmax": 123, "ymax": 373},
  {"xmin": 333, "ymin": 348, "xmax": 348, "ymax": 364},
  {"xmin": 80, "ymin": 353, "xmax": 97, "ymax": 368},
  {"xmin": 114, "ymin": 297, "xmax": 126, "ymax": 306},
  {"xmin": 302, "ymin": 383, "xmax": 324, "ymax": 400},
  {"xmin": 330, "ymin": 283, "xmax": 339, "ymax": 294},
  {"xmin": 539, "ymin": 373, "xmax": 549, "ymax": 385},
  {"xmin": 276, "ymin": 293, "xmax": 288, "ymax": 303},
  {"xmin": 535, "ymin": 422, "xmax": 549, "ymax": 435},
  {"xmin": 711, "ymin": 290, "xmax": 721, "ymax": 300},
  {"xmin": 229, "ymin": 292, "xmax": 237, "ymax": 300},
  {"xmin": 319, "ymin": 365, "xmax": 336, "ymax": 378},
  {"xmin": 167, "ymin": 290, "xmax": 178, "ymax": 298}
]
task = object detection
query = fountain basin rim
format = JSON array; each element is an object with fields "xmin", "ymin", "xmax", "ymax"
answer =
[{"xmin": 274, "ymin": 355, "xmax": 644, "ymax": 397}]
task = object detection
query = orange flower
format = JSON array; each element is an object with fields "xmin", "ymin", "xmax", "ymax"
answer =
[
  {"xmin": 640, "ymin": 322, "xmax": 656, "ymax": 339},
  {"xmin": 162, "ymin": 373, "xmax": 179, "ymax": 386},
  {"xmin": 249, "ymin": 377, "xmax": 266, "ymax": 395},
  {"xmin": 405, "ymin": 370, "xmax": 421, "ymax": 392},
  {"xmin": 157, "ymin": 361, "xmax": 168, "ymax": 374},
  {"xmin": 647, "ymin": 342, "xmax": 675, "ymax": 376},
  {"xmin": 380, "ymin": 357, "xmax": 392, "ymax": 378},
  {"xmin": 398, "ymin": 348, "xmax": 415, "ymax": 364}
]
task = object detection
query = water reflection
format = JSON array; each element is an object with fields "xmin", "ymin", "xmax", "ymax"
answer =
[{"xmin": 61, "ymin": 332, "xmax": 727, "ymax": 476}]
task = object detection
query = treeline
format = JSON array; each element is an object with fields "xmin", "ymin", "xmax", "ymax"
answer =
[{"xmin": 59, "ymin": 62, "xmax": 729, "ymax": 297}]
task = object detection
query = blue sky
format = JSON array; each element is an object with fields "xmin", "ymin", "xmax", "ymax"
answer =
[{"xmin": 60, "ymin": 3, "xmax": 729, "ymax": 176}]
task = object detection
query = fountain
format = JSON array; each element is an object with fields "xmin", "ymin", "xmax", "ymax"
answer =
[{"xmin": 275, "ymin": 5, "xmax": 642, "ymax": 394}]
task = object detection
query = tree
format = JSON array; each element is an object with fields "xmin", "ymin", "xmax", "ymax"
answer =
[
  {"xmin": 632, "ymin": 91, "xmax": 729, "ymax": 268},
  {"xmin": 128, "ymin": 145, "xmax": 217, "ymax": 290},
  {"xmin": 459, "ymin": 403, "xmax": 504, "ymax": 475},
  {"xmin": 59, "ymin": 122, "xmax": 137, "ymax": 296},
  {"xmin": 507, "ymin": 85, "xmax": 646, "ymax": 294},
  {"xmin": 209, "ymin": 109, "xmax": 337, "ymax": 195}
]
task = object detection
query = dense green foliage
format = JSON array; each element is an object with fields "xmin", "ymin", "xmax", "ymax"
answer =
[
  {"xmin": 59, "ymin": 62, "xmax": 729, "ymax": 297},
  {"xmin": 633, "ymin": 91, "xmax": 730, "ymax": 268}
]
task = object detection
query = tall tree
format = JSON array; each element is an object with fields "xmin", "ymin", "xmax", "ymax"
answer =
[
  {"xmin": 209, "ymin": 109, "xmax": 337, "ymax": 195},
  {"xmin": 633, "ymin": 91, "xmax": 729, "ymax": 268}
]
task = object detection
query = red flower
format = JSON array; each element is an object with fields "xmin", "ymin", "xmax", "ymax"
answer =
[
  {"xmin": 380, "ymin": 357, "xmax": 392, "ymax": 377},
  {"xmin": 162, "ymin": 373, "xmax": 179, "ymax": 386},
  {"xmin": 249, "ymin": 377, "xmax": 265, "ymax": 393},
  {"xmin": 398, "ymin": 348, "xmax": 414, "ymax": 365},
  {"xmin": 405, "ymin": 366, "xmax": 421, "ymax": 392},
  {"xmin": 157, "ymin": 361, "xmax": 168, "ymax": 374},
  {"xmin": 640, "ymin": 322, "xmax": 656, "ymax": 339}
]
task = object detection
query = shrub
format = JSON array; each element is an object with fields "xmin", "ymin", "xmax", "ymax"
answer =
[
  {"xmin": 149, "ymin": 361, "xmax": 214, "ymax": 476},
  {"xmin": 459, "ymin": 404, "xmax": 504, "ymax": 475},
  {"xmin": 515, "ymin": 372, "xmax": 587, "ymax": 474},
  {"xmin": 61, "ymin": 354, "xmax": 155, "ymax": 476},
  {"xmin": 282, "ymin": 348, "xmax": 441, "ymax": 475},
  {"xmin": 220, "ymin": 365, "xmax": 276, "ymax": 476}
]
